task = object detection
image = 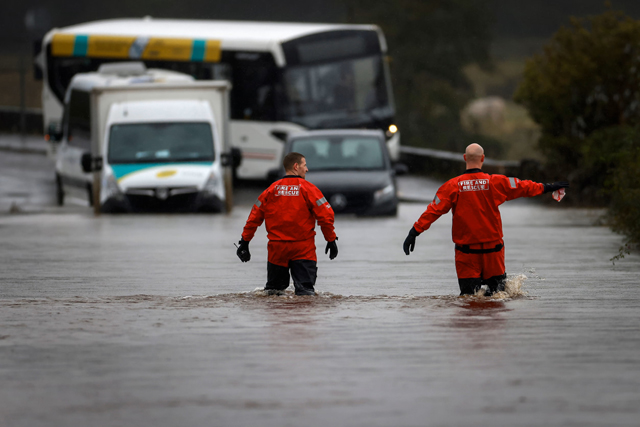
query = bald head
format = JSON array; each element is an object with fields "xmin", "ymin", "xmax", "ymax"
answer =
[{"xmin": 464, "ymin": 143, "xmax": 485, "ymax": 168}]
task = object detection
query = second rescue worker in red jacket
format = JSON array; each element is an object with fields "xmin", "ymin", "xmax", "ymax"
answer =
[
  {"xmin": 403, "ymin": 143, "xmax": 569, "ymax": 296},
  {"xmin": 237, "ymin": 152, "xmax": 338, "ymax": 296}
]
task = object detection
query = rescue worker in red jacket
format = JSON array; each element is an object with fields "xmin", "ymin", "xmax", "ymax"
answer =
[
  {"xmin": 403, "ymin": 143, "xmax": 569, "ymax": 296},
  {"xmin": 237, "ymin": 152, "xmax": 338, "ymax": 296}
]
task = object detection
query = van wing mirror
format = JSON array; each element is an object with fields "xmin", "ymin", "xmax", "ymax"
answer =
[
  {"xmin": 231, "ymin": 147, "xmax": 242, "ymax": 168},
  {"xmin": 393, "ymin": 162, "xmax": 409, "ymax": 176},
  {"xmin": 221, "ymin": 148, "xmax": 242, "ymax": 168},
  {"xmin": 81, "ymin": 153, "xmax": 103, "ymax": 173}
]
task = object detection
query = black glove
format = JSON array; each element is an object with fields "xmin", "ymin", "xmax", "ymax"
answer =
[
  {"xmin": 325, "ymin": 238, "xmax": 338, "ymax": 260},
  {"xmin": 543, "ymin": 181, "xmax": 569, "ymax": 193},
  {"xmin": 236, "ymin": 239, "xmax": 251, "ymax": 262},
  {"xmin": 403, "ymin": 227, "xmax": 420, "ymax": 255}
]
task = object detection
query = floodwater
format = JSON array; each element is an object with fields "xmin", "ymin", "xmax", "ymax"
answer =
[{"xmin": 1, "ymin": 149, "xmax": 640, "ymax": 426}]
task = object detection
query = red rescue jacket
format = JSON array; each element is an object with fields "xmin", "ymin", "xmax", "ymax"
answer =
[
  {"xmin": 242, "ymin": 176, "xmax": 336, "ymax": 243},
  {"xmin": 414, "ymin": 169, "xmax": 544, "ymax": 245}
]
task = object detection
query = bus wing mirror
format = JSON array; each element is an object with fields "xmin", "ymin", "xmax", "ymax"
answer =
[{"xmin": 46, "ymin": 123, "xmax": 63, "ymax": 143}]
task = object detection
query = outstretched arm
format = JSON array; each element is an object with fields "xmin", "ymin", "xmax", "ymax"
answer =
[
  {"xmin": 495, "ymin": 176, "xmax": 569, "ymax": 202},
  {"xmin": 497, "ymin": 176, "xmax": 544, "ymax": 201}
]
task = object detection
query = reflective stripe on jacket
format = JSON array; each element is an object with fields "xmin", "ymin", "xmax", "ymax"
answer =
[
  {"xmin": 413, "ymin": 171, "xmax": 544, "ymax": 245},
  {"xmin": 242, "ymin": 176, "xmax": 336, "ymax": 242}
]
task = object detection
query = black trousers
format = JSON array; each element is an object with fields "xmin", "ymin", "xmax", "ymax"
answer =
[
  {"xmin": 458, "ymin": 274, "xmax": 507, "ymax": 296},
  {"xmin": 265, "ymin": 260, "xmax": 318, "ymax": 296}
]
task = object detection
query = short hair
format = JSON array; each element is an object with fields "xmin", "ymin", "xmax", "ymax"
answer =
[{"xmin": 283, "ymin": 152, "xmax": 305, "ymax": 171}]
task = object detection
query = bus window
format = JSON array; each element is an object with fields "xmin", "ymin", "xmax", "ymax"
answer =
[
  {"xmin": 210, "ymin": 63, "xmax": 231, "ymax": 80},
  {"xmin": 229, "ymin": 52, "xmax": 278, "ymax": 121},
  {"xmin": 282, "ymin": 30, "xmax": 381, "ymax": 66},
  {"xmin": 47, "ymin": 47, "xmax": 99, "ymax": 102}
]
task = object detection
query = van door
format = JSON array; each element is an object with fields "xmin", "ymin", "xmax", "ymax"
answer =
[{"xmin": 57, "ymin": 89, "xmax": 92, "ymax": 203}]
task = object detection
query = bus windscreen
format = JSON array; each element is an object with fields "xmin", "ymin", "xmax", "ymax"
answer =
[{"xmin": 281, "ymin": 55, "xmax": 393, "ymax": 129}]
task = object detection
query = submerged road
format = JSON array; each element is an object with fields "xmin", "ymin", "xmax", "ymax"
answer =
[{"xmin": 1, "ymin": 140, "xmax": 639, "ymax": 426}]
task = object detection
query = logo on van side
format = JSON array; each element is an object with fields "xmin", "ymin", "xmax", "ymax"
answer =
[{"xmin": 156, "ymin": 170, "xmax": 177, "ymax": 178}]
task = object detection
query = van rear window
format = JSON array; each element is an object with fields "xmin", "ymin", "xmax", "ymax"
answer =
[{"xmin": 291, "ymin": 136, "xmax": 384, "ymax": 171}]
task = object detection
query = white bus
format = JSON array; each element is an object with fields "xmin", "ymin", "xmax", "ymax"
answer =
[{"xmin": 37, "ymin": 18, "xmax": 400, "ymax": 179}]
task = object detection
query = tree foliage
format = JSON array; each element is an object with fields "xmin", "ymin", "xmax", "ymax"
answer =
[
  {"xmin": 515, "ymin": 8, "xmax": 640, "ymax": 254},
  {"xmin": 515, "ymin": 9, "xmax": 640, "ymax": 169},
  {"xmin": 609, "ymin": 138, "xmax": 640, "ymax": 257},
  {"xmin": 345, "ymin": 0, "xmax": 496, "ymax": 153}
]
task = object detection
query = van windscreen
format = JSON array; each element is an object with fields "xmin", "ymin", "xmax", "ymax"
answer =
[{"xmin": 108, "ymin": 122, "xmax": 215, "ymax": 164}]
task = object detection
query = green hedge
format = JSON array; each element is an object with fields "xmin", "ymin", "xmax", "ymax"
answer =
[{"xmin": 608, "ymin": 141, "xmax": 640, "ymax": 260}]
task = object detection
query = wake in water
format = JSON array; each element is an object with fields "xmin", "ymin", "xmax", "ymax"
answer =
[
  {"xmin": 0, "ymin": 274, "xmax": 533, "ymax": 310},
  {"xmin": 474, "ymin": 273, "xmax": 529, "ymax": 300},
  {"xmin": 236, "ymin": 273, "xmax": 531, "ymax": 302},
  {"xmin": 231, "ymin": 272, "xmax": 532, "ymax": 301}
]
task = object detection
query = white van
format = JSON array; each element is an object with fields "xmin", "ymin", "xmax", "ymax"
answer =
[{"xmin": 53, "ymin": 63, "xmax": 235, "ymax": 212}]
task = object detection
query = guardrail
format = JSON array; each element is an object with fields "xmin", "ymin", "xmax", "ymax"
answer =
[
  {"xmin": 399, "ymin": 145, "xmax": 526, "ymax": 177},
  {"xmin": 0, "ymin": 106, "xmax": 43, "ymax": 134}
]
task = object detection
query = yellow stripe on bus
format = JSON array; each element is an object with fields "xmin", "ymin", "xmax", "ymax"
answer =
[
  {"xmin": 51, "ymin": 34, "xmax": 222, "ymax": 62},
  {"xmin": 87, "ymin": 35, "xmax": 137, "ymax": 59},
  {"xmin": 204, "ymin": 40, "xmax": 222, "ymax": 62},
  {"xmin": 141, "ymin": 38, "xmax": 193, "ymax": 61},
  {"xmin": 51, "ymin": 34, "xmax": 76, "ymax": 57}
]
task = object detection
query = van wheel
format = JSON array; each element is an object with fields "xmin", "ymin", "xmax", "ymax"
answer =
[{"xmin": 55, "ymin": 174, "xmax": 64, "ymax": 206}]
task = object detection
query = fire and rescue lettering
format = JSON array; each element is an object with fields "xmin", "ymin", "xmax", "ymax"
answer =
[
  {"xmin": 458, "ymin": 179, "xmax": 489, "ymax": 192},
  {"xmin": 275, "ymin": 185, "xmax": 300, "ymax": 196}
]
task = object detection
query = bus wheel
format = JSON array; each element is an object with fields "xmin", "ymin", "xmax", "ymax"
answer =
[{"xmin": 55, "ymin": 174, "xmax": 64, "ymax": 206}]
